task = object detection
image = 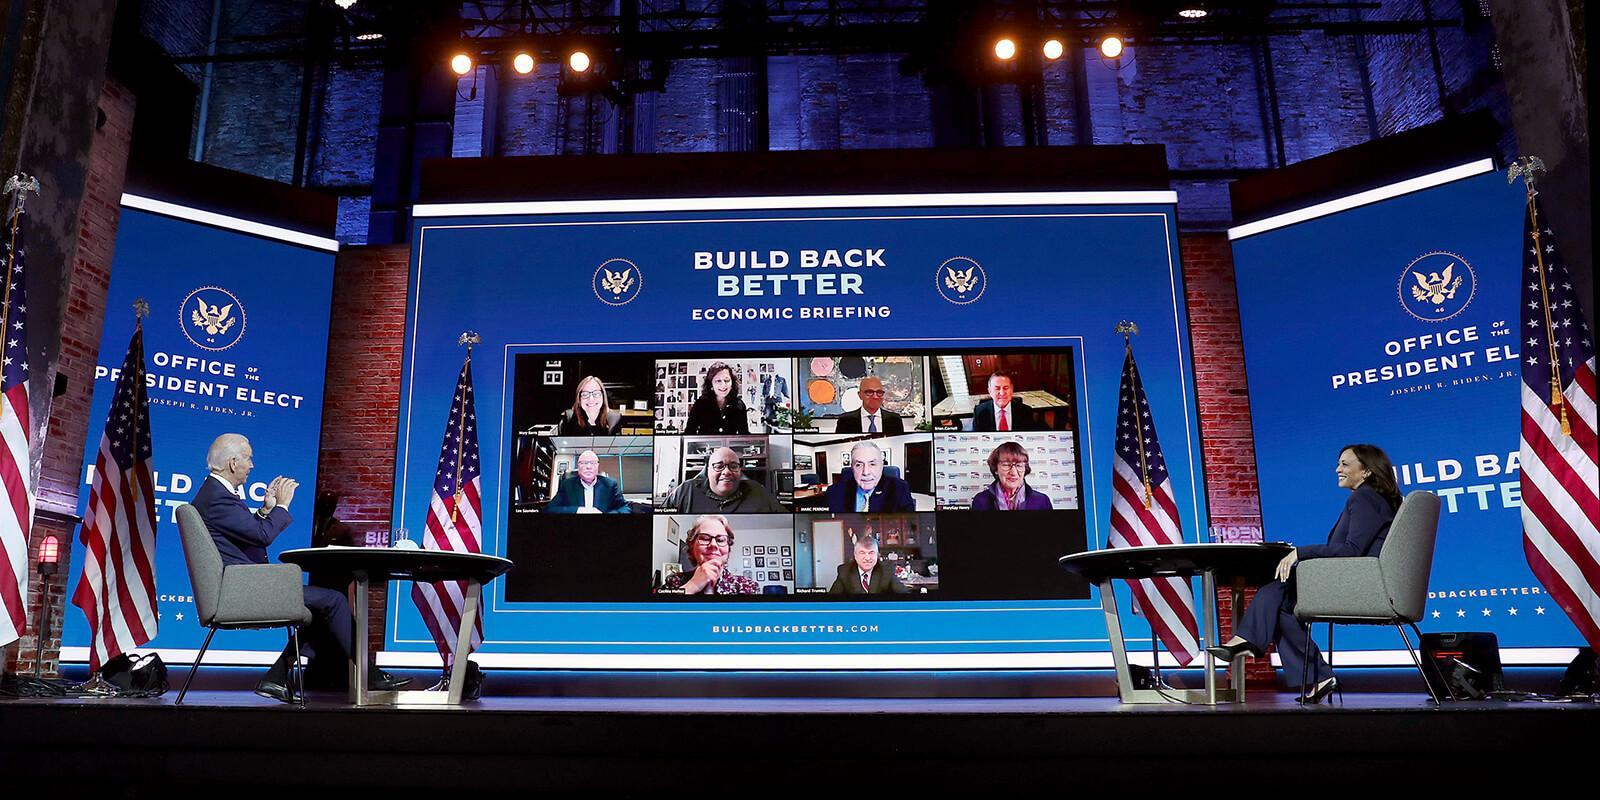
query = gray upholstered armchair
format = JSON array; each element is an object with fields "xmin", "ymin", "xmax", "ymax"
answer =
[
  {"xmin": 174, "ymin": 503, "xmax": 313, "ymax": 704},
  {"xmin": 1294, "ymin": 490, "xmax": 1448, "ymax": 704}
]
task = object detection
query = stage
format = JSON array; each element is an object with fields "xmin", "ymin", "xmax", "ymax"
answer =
[{"xmin": 2, "ymin": 668, "xmax": 1592, "ymax": 793}]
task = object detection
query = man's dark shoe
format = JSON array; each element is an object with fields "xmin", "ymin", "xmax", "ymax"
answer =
[
  {"xmin": 253, "ymin": 678, "xmax": 301, "ymax": 704},
  {"xmin": 369, "ymin": 669, "xmax": 411, "ymax": 691}
]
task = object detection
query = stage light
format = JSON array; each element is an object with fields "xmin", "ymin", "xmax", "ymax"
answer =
[
  {"xmin": 334, "ymin": 0, "xmax": 358, "ymax": 9},
  {"xmin": 1042, "ymin": 39, "xmax": 1065, "ymax": 60},
  {"xmin": 38, "ymin": 534, "xmax": 60, "ymax": 576},
  {"xmin": 450, "ymin": 53, "xmax": 474, "ymax": 76},
  {"xmin": 993, "ymin": 38, "xmax": 1017, "ymax": 61},
  {"xmin": 513, "ymin": 52, "xmax": 535, "ymax": 74},
  {"xmin": 1178, "ymin": 5, "xmax": 1208, "ymax": 18},
  {"xmin": 1100, "ymin": 36, "xmax": 1124, "ymax": 59},
  {"xmin": 354, "ymin": 32, "xmax": 382, "ymax": 41},
  {"xmin": 569, "ymin": 50, "xmax": 591, "ymax": 73}
]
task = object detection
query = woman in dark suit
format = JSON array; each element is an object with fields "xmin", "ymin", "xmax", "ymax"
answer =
[
  {"xmin": 1206, "ymin": 443, "xmax": 1402, "ymax": 703},
  {"xmin": 684, "ymin": 361, "xmax": 750, "ymax": 435},
  {"xmin": 558, "ymin": 375, "xmax": 623, "ymax": 435}
]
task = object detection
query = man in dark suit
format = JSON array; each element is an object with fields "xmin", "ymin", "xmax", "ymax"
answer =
[
  {"xmin": 828, "ymin": 536, "xmax": 908, "ymax": 594},
  {"xmin": 824, "ymin": 440, "xmax": 916, "ymax": 512},
  {"xmin": 834, "ymin": 376, "xmax": 905, "ymax": 434},
  {"xmin": 547, "ymin": 449, "xmax": 631, "ymax": 513},
  {"xmin": 971, "ymin": 371, "xmax": 1037, "ymax": 432},
  {"xmin": 192, "ymin": 434, "xmax": 408, "ymax": 702}
]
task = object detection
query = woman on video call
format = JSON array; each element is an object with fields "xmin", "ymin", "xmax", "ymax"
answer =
[
  {"xmin": 1206, "ymin": 443, "xmax": 1403, "ymax": 704},
  {"xmin": 684, "ymin": 362, "xmax": 750, "ymax": 435},
  {"xmin": 658, "ymin": 514, "xmax": 760, "ymax": 595},
  {"xmin": 558, "ymin": 375, "xmax": 623, "ymax": 435}
]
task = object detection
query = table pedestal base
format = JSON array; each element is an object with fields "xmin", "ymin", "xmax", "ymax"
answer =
[{"xmin": 350, "ymin": 576, "xmax": 483, "ymax": 707}]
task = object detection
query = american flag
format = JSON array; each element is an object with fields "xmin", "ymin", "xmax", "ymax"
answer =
[
  {"xmin": 0, "ymin": 202, "xmax": 36, "ymax": 648},
  {"xmin": 1517, "ymin": 193, "xmax": 1599, "ymax": 651},
  {"xmin": 1108, "ymin": 342, "xmax": 1201, "ymax": 664},
  {"xmin": 411, "ymin": 357, "xmax": 484, "ymax": 662},
  {"xmin": 70, "ymin": 323, "xmax": 159, "ymax": 670}
]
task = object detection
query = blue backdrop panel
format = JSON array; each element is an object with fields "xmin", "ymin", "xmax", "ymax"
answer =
[
  {"xmin": 63, "ymin": 204, "xmax": 336, "ymax": 658},
  {"xmin": 1230, "ymin": 167, "xmax": 1576, "ymax": 654},
  {"xmin": 393, "ymin": 194, "xmax": 1210, "ymax": 665}
]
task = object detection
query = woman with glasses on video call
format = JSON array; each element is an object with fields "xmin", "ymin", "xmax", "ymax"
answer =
[
  {"xmin": 970, "ymin": 441, "xmax": 1053, "ymax": 510},
  {"xmin": 658, "ymin": 514, "xmax": 760, "ymax": 595},
  {"xmin": 559, "ymin": 375, "xmax": 623, "ymax": 435}
]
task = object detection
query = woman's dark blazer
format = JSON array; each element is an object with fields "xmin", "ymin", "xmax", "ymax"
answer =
[
  {"xmin": 1298, "ymin": 484, "xmax": 1395, "ymax": 561},
  {"xmin": 684, "ymin": 395, "xmax": 750, "ymax": 435}
]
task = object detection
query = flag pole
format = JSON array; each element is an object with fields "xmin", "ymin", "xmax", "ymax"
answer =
[
  {"xmin": 451, "ymin": 332, "xmax": 480, "ymax": 525},
  {"xmin": 1115, "ymin": 320, "xmax": 1154, "ymax": 508},
  {"xmin": 0, "ymin": 174, "xmax": 39, "ymax": 427},
  {"xmin": 1509, "ymin": 156, "xmax": 1572, "ymax": 437}
]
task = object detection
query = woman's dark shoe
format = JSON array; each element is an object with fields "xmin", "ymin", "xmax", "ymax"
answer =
[
  {"xmin": 1206, "ymin": 640, "xmax": 1255, "ymax": 662},
  {"xmin": 1297, "ymin": 677, "xmax": 1339, "ymax": 705}
]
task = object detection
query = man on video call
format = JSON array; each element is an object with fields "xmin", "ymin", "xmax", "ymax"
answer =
[
  {"xmin": 547, "ymin": 449, "xmax": 631, "ymax": 513},
  {"xmin": 664, "ymin": 446, "xmax": 784, "ymax": 512},
  {"xmin": 825, "ymin": 440, "xmax": 916, "ymax": 512},
  {"xmin": 828, "ymin": 535, "xmax": 908, "ymax": 594},
  {"xmin": 834, "ymin": 376, "xmax": 904, "ymax": 434},
  {"xmin": 972, "ymin": 371, "xmax": 1037, "ymax": 432}
]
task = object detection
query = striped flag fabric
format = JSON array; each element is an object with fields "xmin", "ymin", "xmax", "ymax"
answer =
[
  {"xmin": 1108, "ymin": 342, "xmax": 1201, "ymax": 665},
  {"xmin": 411, "ymin": 357, "xmax": 484, "ymax": 663},
  {"xmin": 1517, "ymin": 194, "xmax": 1599, "ymax": 651},
  {"xmin": 0, "ymin": 203, "xmax": 37, "ymax": 649},
  {"xmin": 70, "ymin": 323, "xmax": 159, "ymax": 670}
]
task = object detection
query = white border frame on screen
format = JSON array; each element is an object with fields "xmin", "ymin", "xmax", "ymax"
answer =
[{"xmin": 388, "ymin": 192, "xmax": 1216, "ymax": 670}]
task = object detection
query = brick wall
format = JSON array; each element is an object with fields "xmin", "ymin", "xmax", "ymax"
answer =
[
  {"xmin": 317, "ymin": 244, "xmax": 411, "ymax": 648},
  {"xmin": 1179, "ymin": 232, "xmax": 1274, "ymax": 685},
  {"xmin": 5, "ymin": 79, "xmax": 135, "ymax": 675}
]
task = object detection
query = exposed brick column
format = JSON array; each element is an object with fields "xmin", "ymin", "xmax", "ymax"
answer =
[
  {"xmin": 317, "ymin": 244, "xmax": 411, "ymax": 652},
  {"xmin": 6, "ymin": 79, "xmax": 135, "ymax": 675},
  {"xmin": 1180, "ymin": 232, "xmax": 1276, "ymax": 687}
]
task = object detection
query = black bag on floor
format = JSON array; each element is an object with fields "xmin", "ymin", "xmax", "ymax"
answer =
[{"xmin": 99, "ymin": 652, "xmax": 170, "ymax": 697}]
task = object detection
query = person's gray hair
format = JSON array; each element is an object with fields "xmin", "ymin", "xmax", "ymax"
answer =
[
  {"xmin": 848, "ymin": 440, "xmax": 883, "ymax": 462},
  {"xmin": 852, "ymin": 534, "xmax": 880, "ymax": 551},
  {"xmin": 206, "ymin": 433, "xmax": 250, "ymax": 472}
]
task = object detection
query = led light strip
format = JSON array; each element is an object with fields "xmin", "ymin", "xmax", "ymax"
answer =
[
  {"xmin": 1227, "ymin": 159, "xmax": 1497, "ymax": 240},
  {"xmin": 121, "ymin": 193, "xmax": 340, "ymax": 251},
  {"xmin": 415, "ymin": 190, "xmax": 1180, "ymax": 218}
]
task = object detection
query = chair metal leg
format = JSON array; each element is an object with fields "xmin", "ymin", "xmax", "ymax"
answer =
[
  {"xmin": 176, "ymin": 627, "xmax": 218, "ymax": 705},
  {"xmin": 1327, "ymin": 623, "xmax": 1342, "ymax": 705},
  {"xmin": 1299, "ymin": 622, "xmax": 1313, "ymax": 700},
  {"xmin": 289, "ymin": 626, "xmax": 305, "ymax": 706},
  {"xmin": 1396, "ymin": 623, "xmax": 1442, "ymax": 705}
]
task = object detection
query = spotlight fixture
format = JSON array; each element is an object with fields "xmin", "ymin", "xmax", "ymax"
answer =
[
  {"xmin": 569, "ymin": 50, "xmax": 592, "ymax": 73},
  {"xmin": 1100, "ymin": 36, "xmax": 1124, "ymax": 59},
  {"xmin": 993, "ymin": 37, "xmax": 1017, "ymax": 61},
  {"xmin": 1042, "ymin": 39, "xmax": 1065, "ymax": 61},
  {"xmin": 1178, "ymin": 5, "xmax": 1209, "ymax": 18},
  {"xmin": 334, "ymin": 0, "xmax": 358, "ymax": 9},
  {"xmin": 513, "ymin": 52, "xmax": 535, "ymax": 74},
  {"xmin": 450, "ymin": 53, "xmax": 474, "ymax": 76},
  {"xmin": 354, "ymin": 32, "xmax": 383, "ymax": 41}
]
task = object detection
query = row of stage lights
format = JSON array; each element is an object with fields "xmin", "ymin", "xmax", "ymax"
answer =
[
  {"xmin": 451, "ymin": 50, "xmax": 589, "ymax": 76},
  {"xmin": 447, "ymin": 34, "xmax": 1128, "ymax": 78},
  {"xmin": 992, "ymin": 35, "xmax": 1125, "ymax": 61}
]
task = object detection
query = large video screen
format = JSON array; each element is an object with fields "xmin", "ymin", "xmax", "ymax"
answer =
[
  {"xmin": 502, "ymin": 349, "xmax": 1087, "ymax": 604},
  {"xmin": 62, "ymin": 196, "xmax": 337, "ymax": 663},
  {"xmin": 1230, "ymin": 161, "xmax": 1580, "ymax": 662},
  {"xmin": 390, "ymin": 190, "xmax": 1208, "ymax": 669}
]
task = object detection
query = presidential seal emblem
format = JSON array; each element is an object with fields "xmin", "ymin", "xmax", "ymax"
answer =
[
  {"xmin": 1398, "ymin": 251, "xmax": 1475, "ymax": 322},
  {"xmin": 593, "ymin": 258, "xmax": 643, "ymax": 307},
  {"xmin": 179, "ymin": 286, "xmax": 247, "ymax": 351},
  {"xmin": 935, "ymin": 256, "xmax": 986, "ymax": 305}
]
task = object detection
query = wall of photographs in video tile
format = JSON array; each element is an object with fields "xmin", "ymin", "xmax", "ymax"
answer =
[{"xmin": 503, "ymin": 349, "xmax": 1087, "ymax": 602}]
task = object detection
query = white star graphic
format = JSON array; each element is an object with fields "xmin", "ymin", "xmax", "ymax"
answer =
[
  {"xmin": 1535, "ymin": 606, "xmax": 1545, "ymax": 615},
  {"xmin": 1508, "ymin": 607, "xmax": 1518, "ymax": 616},
  {"xmin": 1431, "ymin": 610, "xmax": 1440, "ymax": 619},
  {"xmin": 1481, "ymin": 608, "xmax": 1492, "ymax": 616},
  {"xmin": 1456, "ymin": 609, "xmax": 1467, "ymax": 617}
]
